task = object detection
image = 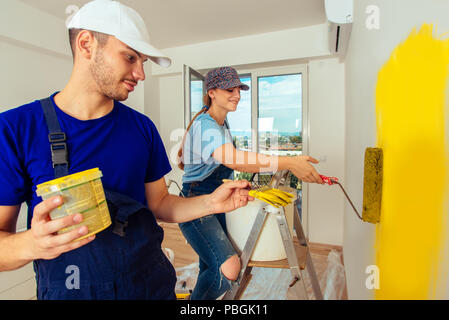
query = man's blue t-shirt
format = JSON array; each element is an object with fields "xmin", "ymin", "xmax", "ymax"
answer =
[
  {"xmin": 0, "ymin": 93, "xmax": 171, "ymax": 228},
  {"xmin": 182, "ymin": 113, "xmax": 233, "ymax": 184}
]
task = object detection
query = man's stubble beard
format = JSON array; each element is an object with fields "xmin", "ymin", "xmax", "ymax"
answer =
[{"xmin": 89, "ymin": 50, "xmax": 128, "ymax": 101}]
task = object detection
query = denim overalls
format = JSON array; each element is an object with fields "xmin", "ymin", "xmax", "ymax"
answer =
[
  {"xmin": 179, "ymin": 162, "xmax": 237, "ymax": 300},
  {"xmin": 35, "ymin": 97, "xmax": 176, "ymax": 300}
]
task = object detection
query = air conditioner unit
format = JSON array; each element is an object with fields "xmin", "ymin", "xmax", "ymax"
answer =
[{"xmin": 325, "ymin": 0, "xmax": 353, "ymax": 57}]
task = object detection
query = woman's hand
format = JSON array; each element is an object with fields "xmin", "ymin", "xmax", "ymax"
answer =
[
  {"xmin": 288, "ymin": 156, "xmax": 324, "ymax": 184},
  {"xmin": 208, "ymin": 180, "xmax": 254, "ymax": 213}
]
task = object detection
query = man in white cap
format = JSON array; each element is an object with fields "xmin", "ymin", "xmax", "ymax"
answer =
[{"xmin": 0, "ymin": 0, "xmax": 252, "ymax": 300}]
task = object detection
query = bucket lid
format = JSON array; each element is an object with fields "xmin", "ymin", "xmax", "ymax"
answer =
[{"xmin": 36, "ymin": 168, "xmax": 103, "ymax": 196}]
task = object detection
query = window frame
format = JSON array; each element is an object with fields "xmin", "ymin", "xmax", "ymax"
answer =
[
  {"xmin": 183, "ymin": 65, "xmax": 205, "ymax": 130},
  {"xmin": 236, "ymin": 64, "xmax": 310, "ymax": 237}
]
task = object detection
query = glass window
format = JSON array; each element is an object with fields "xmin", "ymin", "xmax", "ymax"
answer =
[
  {"xmin": 227, "ymin": 76, "xmax": 252, "ymax": 151},
  {"xmin": 257, "ymin": 74, "xmax": 302, "ymax": 157},
  {"xmin": 190, "ymin": 78, "xmax": 204, "ymax": 118}
]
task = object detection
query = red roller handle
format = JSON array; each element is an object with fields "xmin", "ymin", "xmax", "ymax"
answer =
[{"xmin": 319, "ymin": 175, "xmax": 339, "ymax": 186}]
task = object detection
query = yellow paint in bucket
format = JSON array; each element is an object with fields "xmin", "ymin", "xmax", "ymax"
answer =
[
  {"xmin": 375, "ymin": 24, "xmax": 449, "ymax": 299},
  {"xmin": 36, "ymin": 168, "xmax": 111, "ymax": 241}
]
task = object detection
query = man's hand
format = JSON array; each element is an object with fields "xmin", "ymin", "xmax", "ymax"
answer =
[
  {"xmin": 27, "ymin": 196, "xmax": 95, "ymax": 260},
  {"xmin": 207, "ymin": 180, "xmax": 254, "ymax": 214}
]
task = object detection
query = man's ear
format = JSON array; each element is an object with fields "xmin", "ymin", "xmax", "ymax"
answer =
[
  {"xmin": 208, "ymin": 90, "xmax": 215, "ymax": 100},
  {"xmin": 76, "ymin": 30, "xmax": 95, "ymax": 60}
]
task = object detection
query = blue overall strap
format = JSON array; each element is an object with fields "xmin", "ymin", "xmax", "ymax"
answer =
[
  {"xmin": 224, "ymin": 118, "xmax": 237, "ymax": 148},
  {"xmin": 39, "ymin": 97, "xmax": 69, "ymax": 178}
]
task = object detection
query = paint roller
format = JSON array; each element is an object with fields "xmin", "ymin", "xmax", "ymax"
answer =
[{"xmin": 321, "ymin": 147, "xmax": 383, "ymax": 224}]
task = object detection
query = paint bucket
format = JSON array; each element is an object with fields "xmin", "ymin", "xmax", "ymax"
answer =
[
  {"xmin": 36, "ymin": 168, "xmax": 111, "ymax": 241},
  {"xmin": 226, "ymin": 186, "xmax": 296, "ymax": 261}
]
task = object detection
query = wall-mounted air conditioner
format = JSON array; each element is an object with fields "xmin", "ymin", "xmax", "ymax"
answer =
[{"xmin": 325, "ymin": 0, "xmax": 353, "ymax": 58}]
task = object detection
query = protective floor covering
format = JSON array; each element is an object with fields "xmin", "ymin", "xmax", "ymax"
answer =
[{"xmin": 174, "ymin": 249, "xmax": 347, "ymax": 300}]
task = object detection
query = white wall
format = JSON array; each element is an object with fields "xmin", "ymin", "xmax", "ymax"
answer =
[
  {"xmin": 0, "ymin": 0, "xmax": 70, "ymax": 58},
  {"xmin": 344, "ymin": 0, "xmax": 449, "ymax": 299},
  {"xmin": 308, "ymin": 58, "xmax": 346, "ymax": 245},
  {"xmin": 151, "ymin": 23, "xmax": 330, "ymax": 76},
  {"xmin": 158, "ymin": 74, "xmax": 185, "ymax": 189},
  {"xmin": 143, "ymin": 65, "xmax": 161, "ymax": 130}
]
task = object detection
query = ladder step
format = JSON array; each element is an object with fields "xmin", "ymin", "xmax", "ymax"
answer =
[{"xmin": 247, "ymin": 244, "xmax": 308, "ymax": 270}]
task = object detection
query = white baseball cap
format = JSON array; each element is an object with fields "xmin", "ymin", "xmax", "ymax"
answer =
[{"xmin": 67, "ymin": 0, "xmax": 171, "ymax": 67}]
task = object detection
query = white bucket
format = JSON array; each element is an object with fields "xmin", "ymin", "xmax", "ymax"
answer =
[{"xmin": 226, "ymin": 186, "xmax": 297, "ymax": 261}]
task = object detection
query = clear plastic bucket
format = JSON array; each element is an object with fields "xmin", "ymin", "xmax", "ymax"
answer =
[{"xmin": 36, "ymin": 168, "xmax": 111, "ymax": 241}]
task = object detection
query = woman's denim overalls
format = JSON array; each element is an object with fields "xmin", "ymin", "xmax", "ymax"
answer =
[
  {"xmin": 179, "ymin": 160, "xmax": 238, "ymax": 300},
  {"xmin": 35, "ymin": 97, "xmax": 176, "ymax": 300}
]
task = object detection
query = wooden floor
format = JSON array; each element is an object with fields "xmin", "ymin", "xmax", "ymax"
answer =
[{"xmin": 160, "ymin": 222, "xmax": 348, "ymax": 300}]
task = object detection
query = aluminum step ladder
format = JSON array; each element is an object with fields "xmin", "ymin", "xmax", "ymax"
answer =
[{"xmin": 223, "ymin": 171, "xmax": 323, "ymax": 300}]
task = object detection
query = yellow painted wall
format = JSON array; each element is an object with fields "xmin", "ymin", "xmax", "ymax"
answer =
[{"xmin": 375, "ymin": 24, "xmax": 449, "ymax": 299}]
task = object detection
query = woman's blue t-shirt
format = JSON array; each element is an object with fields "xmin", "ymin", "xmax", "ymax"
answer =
[
  {"xmin": 0, "ymin": 93, "xmax": 171, "ymax": 228},
  {"xmin": 182, "ymin": 113, "xmax": 233, "ymax": 184}
]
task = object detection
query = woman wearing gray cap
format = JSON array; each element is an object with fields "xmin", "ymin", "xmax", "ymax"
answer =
[{"xmin": 177, "ymin": 66, "xmax": 324, "ymax": 300}]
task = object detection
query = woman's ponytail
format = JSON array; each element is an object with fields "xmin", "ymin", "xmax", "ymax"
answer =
[{"xmin": 177, "ymin": 93, "xmax": 212, "ymax": 170}]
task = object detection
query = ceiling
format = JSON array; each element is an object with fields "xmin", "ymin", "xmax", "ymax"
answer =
[{"xmin": 18, "ymin": 0, "xmax": 326, "ymax": 49}]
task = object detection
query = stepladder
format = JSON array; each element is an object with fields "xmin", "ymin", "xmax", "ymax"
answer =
[{"xmin": 223, "ymin": 171, "xmax": 323, "ymax": 300}]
